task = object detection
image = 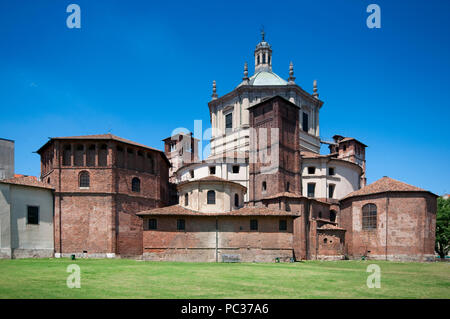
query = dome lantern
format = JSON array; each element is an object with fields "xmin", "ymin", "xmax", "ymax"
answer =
[{"xmin": 254, "ymin": 28, "xmax": 272, "ymax": 73}]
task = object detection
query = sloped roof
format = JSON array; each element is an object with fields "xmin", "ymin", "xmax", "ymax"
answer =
[
  {"xmin": 342, "ymin": 176, "xmax": 435, "ymax": 200},
  {"xmin": 177, "ymin": 176, "xmax": 247, "ymax": 191},
  {"xmin": 317, "ymin": 224, "xmax": 346, "ymax": 231},
  {"xmin": 262, "ymin": 192, "xmax": 303, "ymax": 200},
  {"xmin": 137, "ymin": 205, "xmax": 299, "ymax": 217},
  {"xmin": 0, "ymin": 176, "xmax": 54, "ymax": 190}
]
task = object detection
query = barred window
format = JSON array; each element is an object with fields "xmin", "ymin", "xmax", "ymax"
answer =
[
  {"xmin": 225, "ymin": 113, "xmax": 233, "ymax": 129},
  {"xmin": 79, "ymin": 171, "xmax": 90, "ymax": 188},
  {"xmin": 63, "ymin": 145, "xmax": 71, "ymax": 166},
  {"xmin": 148, "ymin": 219, "xmax": 157, "ymax": 230},
  {"xmin": 132, "ymin": 177, "xmax": 140, "ymax": 192},
  {"xmin": 307, "ymin": 183, "xmax": 315, "ymax": 197},
  {"xmin": 177, "ymin": 219, "xmax": 185, "ymax": 231},
  {"xmin": 27, "ymin": 206, "xmax": 39, "ymax": 225},
  {"xmin": 250, "ymin": 219, "xmax": 258, "ymax": 231},
  {"xmin": 207, "ymin": 190, "xmax": 216, "ymax": 205},
  {"xmin": 362, "ymin": 204, "xmax": 377, "ymax": 230}
]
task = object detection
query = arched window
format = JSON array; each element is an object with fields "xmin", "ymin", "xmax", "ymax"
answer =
[
  {"xmin": 207, "ymin": 190, "xmax": 216, "ymax": 205},
  {"xmin": 362, "ymin": 204, "xmax": 377, "ymax": 230},
  {"xmin": 234, "ymin": 193, "xmax": 239, "ymax": 207},
  {"xmin": 262, "ymin": 181, "xmax": 267, "ymax": 192},
  {"xmin": 185, "ymin": 193, "xmax": 189, "ymax": 206},
  {"xmin": 131, "ymin": 177, "xmax": 140, "ymax": 192},
  {"xmin": 79, "ymin": 171, "xmax": 90, "ymax": 188},
  {"xmin": 330, "ymin": 210, "xmax": 337, "ymax": 222}
]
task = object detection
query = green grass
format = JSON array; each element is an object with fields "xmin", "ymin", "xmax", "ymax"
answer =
[{"xmin": 0, "ymin": 259, "xmax": 449, "ymax": 298}]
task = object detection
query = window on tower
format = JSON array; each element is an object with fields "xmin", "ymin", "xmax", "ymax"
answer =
[
  {"xmin": 307, "ymin": 183, "xmax": 315, "ymax": 198},
  {"xmin": 302, "ymin": 112, "xmax": 309, "ymax": 133},
  {"xmin": 225, "ymin": 113, "xmax": 233, "ymax": 130},
  {"xmin": 329, "ymin": 184, "xmax": 335, "ymax": 199}
]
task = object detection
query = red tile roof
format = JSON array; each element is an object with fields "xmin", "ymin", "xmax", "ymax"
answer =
[
  {"xmin": 177, "ymin": 176, "xmax": 247, "ymax": 190},
  {"xmin": 137, "ymin": 205, "xmax": 299, "ymax": 217},
  {"xmin": 317, "ymin": 224, "xmax": 346, "ymax": 231},
  {"xmin": 261, "ymin": 192, "xmax": 303, "ymax": 200},
  {"xmin": 343, "ymin": 176, "xmax": 434, "ymax": 200},
  {"xmin": 0, "ymin": 176, "xmax": 54, "ymax": 190}
]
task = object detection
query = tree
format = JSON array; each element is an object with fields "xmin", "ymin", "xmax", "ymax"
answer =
[{"xmin": 435, "ymin": 197, "xmax": 450, "ymax": 260}]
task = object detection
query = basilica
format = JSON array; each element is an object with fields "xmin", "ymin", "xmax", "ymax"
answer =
[{"xmin": 2, "ymin": 32, "xmax": 435, "ymax": 262}]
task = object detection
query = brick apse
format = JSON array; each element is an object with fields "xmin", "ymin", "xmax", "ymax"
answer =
[{"xmin": 37, "ymin": 134, "xmax": 170, "ymax": 257}]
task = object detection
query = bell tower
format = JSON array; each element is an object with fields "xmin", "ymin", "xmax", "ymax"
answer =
[{"xmin": 254, "ymin": 29, "xmax": 272, "ymax": 73}]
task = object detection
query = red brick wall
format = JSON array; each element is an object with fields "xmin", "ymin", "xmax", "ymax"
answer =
[
  {"xmin": 340, "ymin": 192, "xmax": 436, "ymax": 261},
  {"xmin": 317, "ymin": 230, "xmax": 345, "ymax": 259},
  {"xmin": 249, "ymin": 97, "xmax": 301, "ymax": 204},
  {"xmin": 40, "ymin": 138, "xmax": 169, "ymax": 257},
  {"xmin": 142, "ymin": 216, "xmax": 294, "ymax": 262}
]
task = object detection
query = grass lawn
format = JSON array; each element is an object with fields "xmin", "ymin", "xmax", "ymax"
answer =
[{"xmin": 0, "ymin": 258, "xmax": 449, "ymax": 298}]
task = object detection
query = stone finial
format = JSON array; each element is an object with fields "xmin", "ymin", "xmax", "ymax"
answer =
[
  {"xmin": 211, "ymin": 80, "xmax": 218, "ymax": 100},
  {"xmin": 288, "ymin": 61, "xmax": 296, "ymax": 84},
  {"xmin": 242, "ymin": 62, "xmax": 249, "ymax": 83},
  {"xmin": 312, "ymin": 79, "xmax": 319, "ymax": 98}
]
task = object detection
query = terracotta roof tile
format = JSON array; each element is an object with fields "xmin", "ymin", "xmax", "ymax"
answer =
[
  {"xmin": 262, "ymin": 192, "xmax": 304, "ymax": 200},
  {"xmin": 0, "ymin": 176, "xmax": 54, "ymax": 190},
  {"xmin": 137, "ymin": 205, "xmax": 298, "ymax": 217},
  {"xmin": 318, "ymin": 224, "xmax": 346, "ymax": 231},
  {"xmin": 343, "ymin": 176, "xmax": 433, "ymax": 200},
  {"xmin": 177, "ymin": 176, "xmax": 247, "ymax": 190}
]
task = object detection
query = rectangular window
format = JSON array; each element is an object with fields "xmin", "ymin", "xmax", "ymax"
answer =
[
  {"xmin": 329, "ymin": 184, "xmax": 335, "ymax": 199},
  {"xmin": 250, "ymin": 219, "xmax": 258, "ymax": 231},
  {"xmin": 308, "ymin": 167, "xmax": 316, "ymax": 174},
  {"xmin": 148, "ymin": 219, "xmax": 157, "ymax": 230},
  {"xmin": 177, "ymin": 219, "xmax": 185, "ymax": 231},
  {"xmin": 328, "ymin": 167, "xmax": 335, "ymax": 176},
  {"xmin": 232, "ymin": 165, "xmax": 240, "ymax": 174},
  {"xmin": 190, "ymin": 170, "xmax": 194, "ymax": 178},
  {"xmin": 307, "ymin": 183, "xmax": 316, "ymax": 198},
  {"xmin": 279, "ymin": 219, "xmax": 287, "ymax": 231},
  {"xmin": 27, "ymin": 206, "xmax": 39, "ymax": 224},
  {"xmin": 302, "ymin": 112, "xmax": 308, "ymax": 133},
  {"xmin": 225, "ymin": 113, "xmax": 233, "ymax": 129},
  {"xmin": 209, "ymin": 166, "xmax": 216, "ymax": 175}
]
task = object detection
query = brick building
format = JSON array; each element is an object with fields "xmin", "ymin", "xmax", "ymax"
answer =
[
  {"xmin": 29, "ymin": 32, "xmax": 437, "ymax": 262},
  {"xmin": 37, "ymin": 134, "xmax": 170, "ymax": 258},
  {"xmin": 340, "ymin": 177, "xmax": 437, "ymax": 261}
]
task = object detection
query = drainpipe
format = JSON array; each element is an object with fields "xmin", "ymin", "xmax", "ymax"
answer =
[
  {"xmin": 385, "ymin": 192, "xmax": 389, "ymax": 261},
  {"xmin": 215, "ymin": 216, "xmax": 218, "ymax": 263},
  {"xmin": 58, "ymin": 143, "xmax": 62, "ymax": 255}
]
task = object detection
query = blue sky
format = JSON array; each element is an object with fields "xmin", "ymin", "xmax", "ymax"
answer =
[{"xmin": 0, "ymin": 0, "xmax": 449, "ymax": 195}]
